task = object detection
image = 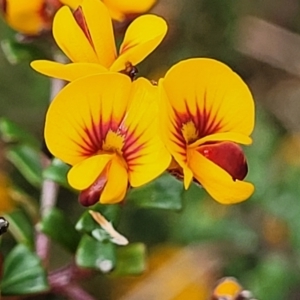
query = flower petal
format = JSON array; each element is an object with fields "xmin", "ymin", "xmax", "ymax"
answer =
[
  {"xmin": 103, "ymin": 0, "xmax": 156, "ymax": 21},
  {"xmin": 68, "ymin": 154, "xmax": 112, "ymax": 190},
  {"xmin": 110, "ymin": 14, "xmax": 167, "ymax": 71},
  {"xmin": 4, "ymin": 0, "xmax": 47, "ymax": 35},
  {"xmin": 100, "ymin": 158, "xmax": 128, "ymax": 204},
  {"xmin": 81, "ymin": 0, "xmax": 117, "ymax": 68},
  {"xmin": 45, "ymin": 73, "xmax": 132, "ymax": 166},
  {"xmin": 122, "ymin": 78, "xmax": 171, "ymax": 186},
  {"xmin": 162, "ymin": 58, "xmax": 255, "ymax": 138},
  {"xmin": 189, "ymin": 132, "xmax": 253, "ymax": 148},
  {"xmin": 159, "ymin": 81, "xmax": 188, "ymax": 171},
  {"xmin": 188, "ymin": 149, "xmax": 254, "ymax": 204},
  {"xmin": 30, "ymin": 60, "xmax": 108, "ymax": 81},
  {"xmin": 59, "ymin": 0, "xmax": 81, "ymax": 9},
  {"xmin": 53, "ymin": 6, "xmax": 98, "ymax": 63}
]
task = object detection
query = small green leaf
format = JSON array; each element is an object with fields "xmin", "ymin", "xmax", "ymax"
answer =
[
  {"xmin": 43, "ymin": 158, "xmax": 71, "ymax": 188},
  {"xmin": 112, "ymin": 243, "xmax": 146, "ymax": 276},
  {"xmin": 0, "ymin": 118, "xmax": 40, "ymax": 148},
  {"xmin": 76, "ymin": 234, "xmax": 116, "ymax": 273},
  {"xmin": 1, "ymin": 39, "xmax": 41, "ymax": 65},
  {"xmin": 4, "ymin": 209, "xmax": 34, "ymax": 248},
  {"xmin": 38, "ymin": 207, "xmax": 80, "ymax": 253},
  {"xmin": 1, "ymin": 244, "xmax": 49, "ymax": 295},
  {"xmin": 75, "ymin": 203, "xmax": 121, "ymax": 234},
  {"xmin": 6, "ymin": 144, "xmax": 43, "ymax": 187},
  {"xmin": 126, "ymin": 172, "xmax": 183, "ymax": 210}
]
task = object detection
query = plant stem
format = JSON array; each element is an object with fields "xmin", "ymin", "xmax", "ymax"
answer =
[{"xmin": 35, "ymin": 58, "xmax": 65, "ymax": 265}]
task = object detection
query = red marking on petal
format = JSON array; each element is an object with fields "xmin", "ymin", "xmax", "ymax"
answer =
[
  {"xmin": 198, "ymin": 142, "xmax": 248, "ymax": 181},
  {"xmin": 73, "ymin": 6, "xmax": 94, "ymax": 49},
  {"xmin": 79, "ymin": 168, "xmax": 109, "ymax": 206}
]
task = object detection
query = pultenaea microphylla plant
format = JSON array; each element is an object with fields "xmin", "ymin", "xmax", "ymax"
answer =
[
  {"xmin": 39, "ymin": 0, "xmax": 255, "ymax": 206},
  {"xmin": 31, "ymin": 0, "xmax": 167, "ymax": 81}
]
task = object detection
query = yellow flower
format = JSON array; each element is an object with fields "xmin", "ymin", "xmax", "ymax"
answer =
[
  {"xmin": 60, "ymin": 0, "xmax": 156, "ymax": 22},
  {"xmin": 31, "ymin": 0, "xmax": 167, "ymax": 81},
  {"xmin": 160, "ymin": 58, "xmax": 255, "ymax": 204},
  {"xmin": 45, "ymin": 73, "xmax": 171, "ymax": 205},
  {"xmin": 0, "ymin": 0, "xmax": 63, "ymax": 35}
]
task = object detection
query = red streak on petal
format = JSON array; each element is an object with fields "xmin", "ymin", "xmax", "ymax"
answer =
[
  {"xmin": 120, "ymin": 41, "xmax": 139, "ymax": 55},
  {"xmin": 73, "ymin": 7, "xmax": 94, "ymax": 49},
  {"xmin": 198, "ymin": 141, "xmax": 248, "ymax": 181}
]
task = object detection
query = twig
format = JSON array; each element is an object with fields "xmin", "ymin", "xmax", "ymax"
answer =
[{"xmin": 35, "ymin": 54, "xmax": 66, "ymax": 266}]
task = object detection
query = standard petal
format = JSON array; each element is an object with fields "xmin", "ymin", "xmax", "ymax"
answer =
[
  {"xmin": 68, "ymin": 154, "xmax": 112, "ymax": 190},
  {"xmin": 110, "ymin": 14, "xmax": 167, "ymax": 71},
  {"xmin": 188, "ymin": 149, "xmax": 254, "ymax": 204},
  {"xmin": 53, "ymin": 6, "xmax": 98, "ymax": 63},
  {"xmin": 162, "ymin": 58, "xmax": 255, "ymax": 138},
  {"xmin": 30, "ymin": 60, "xmax": 108, "ymax": 81},
  {"xmin": 81, "ymin": 0, "xmax": 117, "ymax": 68},
  {"xmin": 103, "ymin": 0, "xmax": 156, "ymax": 21},
  {"xmin": 100, "ymin": 158, "xmax": 128, "ymax": 204},
  {"xmin": 121, "ymin": 78, "xmax": 171, "ymax": 186},
  {"xmin": 45, "ymin": 73, "xmax": 132, "ymax": 166},
  {"xmin": 159, "ymin": 80, "xmax": 188, "ymax": 171}
]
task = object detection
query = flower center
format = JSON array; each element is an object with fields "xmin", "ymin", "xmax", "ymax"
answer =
[
  {"xmin": 182, "ymin": 121, "xmax": 198, "ymax": 144},
  {"xmin": 102, "ymin": 130, "xmax": 125, "ymax": 156}
]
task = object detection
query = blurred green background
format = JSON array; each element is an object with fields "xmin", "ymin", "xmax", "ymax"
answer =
[{"xmin": 2, "ymin": 0, "xmax": 300, "ymax": 299}]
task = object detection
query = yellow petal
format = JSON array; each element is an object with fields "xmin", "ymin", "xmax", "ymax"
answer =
[
  {"xmin": 30, "ymin": 60, "xmax": 108, "ymax": 81},
  {"xmin": 68, "ymin": 154, "xmax": 112, "ymax": 190},
  {"xmin": 100, "ymin": 158, "xmax": 128, "ymax": 204},
  {"xmin": 122, "ymin": 78, "xmax": 171, "ymax": 186},
  {"xmin": 189, "ymin": 132, "xmax": 252, "ymax": 148},
  {"xmin": 5, "ymin": 0, "xmax": 47, "ymax": 35},
  {"xmin": 159, "ymin": 80, "xmax": 188, "ymax": 171},
  {"xmin": 45, "ymin": 73, "xmax": 132, "ymax": 166},
  {"xmin": 183, "ymin": 167, "xmax": 193, "ymax": 189},
  {"xmin": 188, "ymin": 149, "xmax": 254, "ymax": 204},
  {"xmin": 81, "ymin": 0, "xmax": 117, "ymax": 68},
  {"xmin": 53, "ymin": 6, "xmax": 98, "ymax": 63},
  {"xmin": 60, "ymin": 0, "xmax": 82, "ymax": 9},
  {"xmin": 103, "ymin": 0, "xmax": 156, "ymax": 21},
  {"xmin": 162, "ymin": 58, "xmax": 255, "ymax": 138},
  {"xmin": 110, "ymin": 14, "xmax": 167, "ymax": 71}
]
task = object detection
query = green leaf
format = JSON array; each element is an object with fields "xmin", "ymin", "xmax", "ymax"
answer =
[
  {"xmin": 112, "ymin": 243, "xmax": 146, "ymax": 276},
  {"xmin": 43, "ymin": 158, "xmax": 71, "ymax": 189},
  {"xmin": 0, "ymin": 117, "xmax": 40, "ymax": 148},
  {"xmin": 1, "ymin": 244, "xmax": 49, "ymax": 295},
  {"xmin": 1, "ymin": 39, "xmax": 42, "ymax": 65},
  {"xmin": 6, "ymin": 144, "xmax": 43, "ymax": 187},
  {"xmin": 4, "ymin": 209, "xmax": 34, "ymax": 248},
  {"xmin": 75, "ymin": 203, "xmax": 121, "ymax": 234},
  {"xmin": 126, "ymin": 172, "xmax": 183, "ymax": 210},
  {"xmin": 76, "ymin": 234, "xmax": 116, "ymax": 273},
  {"xmin": 38, "ymin": 207, "xmax": 80, "ymax": 253}
]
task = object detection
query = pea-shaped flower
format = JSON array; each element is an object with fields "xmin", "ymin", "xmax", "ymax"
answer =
[
  {"xmin": 31, "ymin": 0, "xmax": 167, "ymax": 81},
  {"xmin": 160, "ymin": 58, "xmax": 255, "ymax": 204},
  {"xmin": 45, "ymin": 73, "xmax": 171, "ymax": 205}
]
